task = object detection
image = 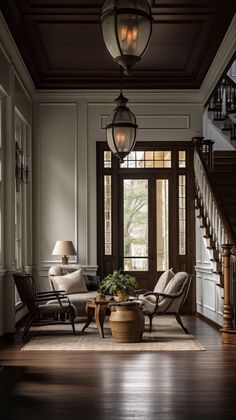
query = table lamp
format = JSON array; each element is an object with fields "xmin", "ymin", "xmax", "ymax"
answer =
[{"xmin": 52, "ymin": 240, "xmax": 77, "ymax": 264}]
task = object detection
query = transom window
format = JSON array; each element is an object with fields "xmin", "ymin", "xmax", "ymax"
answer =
[{"xmin": 120, "ymin": 150, "xmax": 172, "ymax": 168}]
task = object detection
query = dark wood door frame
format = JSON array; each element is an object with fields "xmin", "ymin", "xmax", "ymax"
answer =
[{"xmin": 97, "ymin": 141, "xmax": 196, "ymax": 312}]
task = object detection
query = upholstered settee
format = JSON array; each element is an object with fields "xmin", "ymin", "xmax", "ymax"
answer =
[{"xmin": 48, "ymin": 264, "xmax": 100, "ymax": 316}]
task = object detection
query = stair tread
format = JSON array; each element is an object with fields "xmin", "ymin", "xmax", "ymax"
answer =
[{"xmin": 214, "ymin": 151, "xmax": 236, "ymax": 156}]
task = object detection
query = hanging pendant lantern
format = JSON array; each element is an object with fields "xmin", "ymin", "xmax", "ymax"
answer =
[
  {"xmin": 101, "ymin": 0, "xmax": 153, "ymax": 74},
  {"xmin": 106, "ymin": 92, "xmax": 137, "ymax": 162}
]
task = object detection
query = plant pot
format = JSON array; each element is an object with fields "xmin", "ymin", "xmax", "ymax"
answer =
[
  {"xmin": 116, "ymin": 291, "xmax": 128, "ymax": 302},
  {"xmin": 109, "ymin": 302, "xmax": 144, "ymax": 343}
]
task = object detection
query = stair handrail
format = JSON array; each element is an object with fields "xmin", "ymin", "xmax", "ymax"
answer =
[
  {"xmin": 225, "ymin": 74, "xmax": 236, "ymax": 90},
  {"xmin": 193, "ymin": 138, "xmax": 236, "ymax": 248}
]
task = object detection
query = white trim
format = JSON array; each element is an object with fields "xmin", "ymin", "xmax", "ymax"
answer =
[
  {"xmin": 201, "ymin": 13, "xmax": 236, "ymax": 104},
  {"xmin": 33, "ymin": 90, "xmax": 203, "ymax": 104},
  {"xmin": 0, "ymin": 13, "xmax": 34, "ymax": 95}
]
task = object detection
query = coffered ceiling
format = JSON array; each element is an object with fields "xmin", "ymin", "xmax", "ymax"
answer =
[{"xmin": 0, "ymin": 0, "xmax": 235, "ymax": 90}]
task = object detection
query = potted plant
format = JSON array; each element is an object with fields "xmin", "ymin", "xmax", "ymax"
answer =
[{"xmin": 100, "ymin": 270, "xmax": 139, "ymax": 301}]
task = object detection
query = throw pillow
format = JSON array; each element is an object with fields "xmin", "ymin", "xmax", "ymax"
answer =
[
  {"xmin": 154, "ymin": 268, "xmax": 174, "ymax": 293},
  {"xmin": 49, "ymin": 264, "xmax": 83, "ymax": 277},
  {"xmin": 84, "ymin": 274, "xmax": 100, "ymax": 291},
  {"xmin": 52, "ymin": 269, "xmax": 88, "ymax": 294},
  {"xmin": 49, "ymin": 265, "xmax": 63, "ymax": 276},
  {"xmin": 164, "ymin": 271, "xmax": 188, "ymax": 295},
  {"xmin": 62, "ymin": 267, "xmax": 78, "ymax": 275}
]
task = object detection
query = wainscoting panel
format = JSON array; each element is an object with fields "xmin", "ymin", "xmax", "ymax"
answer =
[
  {"xmin": 196, "ymin": 275, "xmax": 202, "ymax": 306},
  {"xmin": 202, "ymin": 277, "xmax": 216, "ymax": 312},
  {"xmin": 36, "ymin": 103, "xmax": 77, "ymax": 264},
  {"xmin": 195, "ymin": 219, "xmax": 223, "ymax": 326}
]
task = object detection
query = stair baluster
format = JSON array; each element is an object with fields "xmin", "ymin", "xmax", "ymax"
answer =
[
  {"xmin": 193, "ymin": 138, "xmax": 236, "ymax": 343},
  {"xmin": 208, "ymin": 74, "xmax": 236, "ymax": 146}
]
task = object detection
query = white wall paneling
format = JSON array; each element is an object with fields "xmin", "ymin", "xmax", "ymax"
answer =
[
  {"xmin": 195, "ymin": 218, "xmax": 223, "ymax": 326},
  {"xmin": 0, "ymin": 21, "xmax": 33, "ymax": 334},
  {"xmin": 34, "ymin": 102, "xmax": 78, "ymax": 265},
  {"xmin": 202, "ymin": 277, "xmax": 216, "ymax": 312}
]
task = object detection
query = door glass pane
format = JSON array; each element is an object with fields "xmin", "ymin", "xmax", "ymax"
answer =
[
  {"xmin": 179, "ymin": 175, "xmax": 186, "ymax": 255},
  {"xmin": 178, "ymin": 151, "xmax": 186, "ymax": 168},
  {"xmin": 104, "ymin": 151, "xmax": 112, "ymax": 168},
  {"xmin": 123, "ymin": 179, "xmax": 148, "ymax": 271},
  {"xmin": 156, "ymin": 179, "xmax": 169, "ymax": 271},
  {"xmin": 104, "ymin": 175, "xmax": 112, "ymax": 255}
]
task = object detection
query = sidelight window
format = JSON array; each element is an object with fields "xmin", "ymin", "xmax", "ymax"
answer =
[
  {"xmin": 104, "ymin": 175, "xmax": 112, "ymax": 255},
  {"xmin": 156, "ymin": 179, "xmax": 169, "ymax": 271},
  {"xmin": 123, "ymin": 179, "xmax": 149, "ymax": 271},
  {"xmin": 179, "ymin": 175, "xmax": 186, "ymax": 255}
]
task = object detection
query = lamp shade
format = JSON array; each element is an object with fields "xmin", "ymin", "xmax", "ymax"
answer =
[
  {"xmin": 106, "ymin": 92, "xmax": 137, "ymax": 162},
  {"xmin": 101, "ymin": 0, "xmax": 153, "ymax": 74},
  {"xmin": 52, "ymin": 241, "xmax": 77, "ymax": 257}
]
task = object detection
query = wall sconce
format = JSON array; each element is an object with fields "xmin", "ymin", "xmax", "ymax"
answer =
[{"xmin": 15, "ymin": 142, "xmax": 29, "ymax": 192}]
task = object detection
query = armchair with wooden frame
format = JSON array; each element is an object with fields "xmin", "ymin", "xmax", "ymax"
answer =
[
  {"xmin": 13, "ymin": 272, "xmax": 77, "ymax": 339},
  {"xmin": 137, "ymin": 272, "xmax": 192, "ymax": 333}
]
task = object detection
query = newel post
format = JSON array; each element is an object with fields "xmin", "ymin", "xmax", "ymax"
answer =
[{"xmin": 221, "ymin": 244, "xmax": 236, "ymax": 344}]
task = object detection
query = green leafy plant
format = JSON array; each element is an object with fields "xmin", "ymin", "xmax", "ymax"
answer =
[{"xmin": 100, "ymin": 270, "xmax": 139, "ymax": 297}]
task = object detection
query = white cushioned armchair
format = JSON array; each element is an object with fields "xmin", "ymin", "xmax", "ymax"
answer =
[
  {"xmin": 138, "ymin": 271, "xmax": 192, "ymax": 333},
  {"xmin": 48, "ymin": 264, "xmax": 99, "ymax": 316}
]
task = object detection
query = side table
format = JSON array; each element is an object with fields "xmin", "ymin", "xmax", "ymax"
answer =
[
  {"xmin": 82, "ymin": 298, "xmax": 109, "ymax": 338},
  {"xmin": 109, "ymin": 301, "xmax": 145, "ymax": 343}
]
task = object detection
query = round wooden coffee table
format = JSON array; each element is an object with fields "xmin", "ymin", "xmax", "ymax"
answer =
[{"xmin": 82, "ymin": 298, "xmax": 109, "ymax": 338}]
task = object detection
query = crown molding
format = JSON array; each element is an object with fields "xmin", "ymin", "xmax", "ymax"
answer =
[
  {"xmin": 201, "ymin": 13, "xmax": 236, "ymax": 105},
  {"xmin": 33, "ymin": 89, "xmax": 203, "ymax": 104},
  {"xmin": 0, "ymin": 12, "xmax": 35, "ymax": 95}
]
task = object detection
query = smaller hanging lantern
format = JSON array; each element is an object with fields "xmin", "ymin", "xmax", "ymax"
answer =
[
  {"xmin": 106, "ymin": 92, "xmax": 137, "ymax": 162},
  {"xmin": 101, "ymin": 0, "xmax": 153, "ymax": 74}
]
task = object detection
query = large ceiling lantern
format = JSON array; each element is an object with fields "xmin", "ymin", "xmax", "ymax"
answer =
[
  {"xmin": 101, "ymin": 0, "xmax": 153, "ymax": 74},
  {"xmin": 106, "ymin": 92, "xmax": 137, "ymax": 162}
]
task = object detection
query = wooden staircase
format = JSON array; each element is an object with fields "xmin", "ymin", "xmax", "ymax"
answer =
[
  {"xmin": 193, "ymin": 139, "xmax": 236, "ymax": 344},
  {"xmin": 213, "ymin": 151, "xmax": 236, "ymax": 236}
]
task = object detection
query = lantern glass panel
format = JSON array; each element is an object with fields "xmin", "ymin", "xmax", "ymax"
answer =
[
  {"xmin": 113, "ymin": 126, "xmax": 135, "ymax": 152},
  {"xmin": 117, "ymin": 14, "xmax": 151, "ymax": 57},
  {"xmin": 102, "ymin": 15, "xmax": 120, "ymax": 58},
  {"xmin": 107, "ymin": 127, "xmax": 118, "ymax": 154},
  {"xmin": 114, "ymin": 108, "xmax": 136, "ymax": 124}
]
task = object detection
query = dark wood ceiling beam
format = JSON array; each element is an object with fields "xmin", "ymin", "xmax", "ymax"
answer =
[{"xmin": 0, "ymin": 0, "xmax": 235, "ymax": 90}]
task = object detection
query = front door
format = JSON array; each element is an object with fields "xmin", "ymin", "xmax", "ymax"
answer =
[
  {"xmin": 97, "ymin": 142, "xmax": 195, "ymax": 295},
  {"xmin": 118, "ymin": 174, "xmax": 171, "ymax": 289}
]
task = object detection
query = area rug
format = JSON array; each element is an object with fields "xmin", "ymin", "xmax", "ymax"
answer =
[{"xmin": 21, "ymin": 316, "xmax": 205, "ymax": 351}]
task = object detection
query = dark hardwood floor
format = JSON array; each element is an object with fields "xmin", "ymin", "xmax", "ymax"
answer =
[{"xmin": 0, "ymin": 316, "xmax": 236, "ymax": 420}]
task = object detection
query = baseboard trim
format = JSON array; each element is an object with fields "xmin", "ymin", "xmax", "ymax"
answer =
[{"xmin": 197, "ymin": 312, "xmax": 221, "ymax": 330}]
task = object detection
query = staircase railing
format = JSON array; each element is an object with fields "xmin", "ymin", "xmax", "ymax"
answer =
[
  {"xmin": 193, "ymin": 137, "xmax": 236, "ymax": 343},
  {"xmin": 193, "ymin": 139, "xmax": 236, "ymax": 246},
  {"xmin": 208, "ymin": 75, "xmax": 236, "ymax": 142}
]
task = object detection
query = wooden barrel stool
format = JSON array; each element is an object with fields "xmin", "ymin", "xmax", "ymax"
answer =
[{"xmin": 109, "ymin": 301, "xmax": 144, "ymax": 343}]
